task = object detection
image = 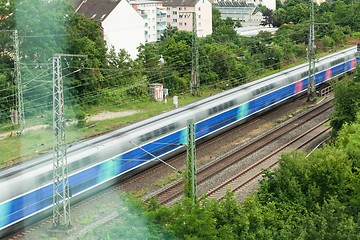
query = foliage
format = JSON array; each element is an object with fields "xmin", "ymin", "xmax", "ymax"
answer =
[
  {"xmin": 329, "ymin": 69, "xmax": 360, "ymax": 137},
  {"xmin": 0, "ymin": 0, "xmax": 15, "ymax": 121}
]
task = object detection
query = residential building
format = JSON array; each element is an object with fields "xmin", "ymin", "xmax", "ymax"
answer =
[
  {"xmin": 75, "ymin": 0, "xmax": 145, "ymax": 59},
  {"xmin": 161, "ymin": 0, "xmax": 212, "ymax": 37},
  {"xmin": 130, "ymin": 0, "xmax": 167, "ymax": 43}
]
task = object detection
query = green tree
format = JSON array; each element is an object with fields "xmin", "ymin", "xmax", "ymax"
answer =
[
  {"xmin": 329, "ymin": 71, "xmax": 360, "ymax": 137},
  {"xmin": 0, "ymin": 0, "xmax": 16, "ymax": 122},
  {"xmin": 16, "ymin": 0, "xmax": 72, "ymax": 116},
  {"xmin": 64, "ymin": 12, "xmax": 108, "ymax": 105}
]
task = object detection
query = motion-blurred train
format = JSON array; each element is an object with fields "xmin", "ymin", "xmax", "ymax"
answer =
[{"xmin": 1, "ymin": 45, "xmax": 359, "ymax": 237}]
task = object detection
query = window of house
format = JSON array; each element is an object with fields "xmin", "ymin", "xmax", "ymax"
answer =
[
  {"xmin": 184, "ymin": 22, "xmax": 187, "ymax": 26},
  {"xmin": 199, "ymin": 15, "xmax": 201, "ymax": 19},
  {"xmin": 167, "ymin": 7, "xmax": 170, "ymax": 10},
  {"xmin": 198, "ymin": 7, "xmax": 201, "ymax": 11},
  {"xmin": 179, "ymin": 14, "xmax": 183, "ymax": 18},
  {"xmin": 184, "ymin": 7, "xmax": 186, "ymax": 10},
  {"xmin": 199, "ymin": 22, "xmax": 201, "ymax": 26},
  {"xmin": 179, "ymin": 7, "xmax": 182, "ymax": 10},
  {"xmin": 173, "ymin": 11, "xmax": 177, "ymax": 15},
  {"xmin": 179, "ymin": 22, "xmax": 183, "ymax": 26},
  {"xmin": 173, "ymin": 19, "xmax": 177, "ymax": 22},
  {"xmin": 167, "ymin": 15, "xmax": 170, "ymax": 18}
]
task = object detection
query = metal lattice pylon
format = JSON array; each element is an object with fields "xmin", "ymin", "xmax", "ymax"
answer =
[
  {"xmin": 307, "ymin": 0, "xmax": 316, "ymax": 101},
  {"xmin": 14, "ymin": 30, "xmax": 25, "ymax": 134},
  {"xmin": 52, "ymin": 54, "xmax": 71, "ymax": 230},
  {"xmin": 191, "ymin": 12, "xmax": 199, "ymax": 96},
  {"xmin": 185, "ymin": 119, "xmax": 197, "ymax": 204}
]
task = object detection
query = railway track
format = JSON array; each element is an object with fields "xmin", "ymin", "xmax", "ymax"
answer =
[
  {"xmin": 207, "ymin": 119, "xmax": 331, "ymax": 200},
  {"xmin": 149, "ymin": 97, "xmax": 333, "ymax": 205}
]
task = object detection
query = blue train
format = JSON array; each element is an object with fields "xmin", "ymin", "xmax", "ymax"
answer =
[{"xmin": 0, "ymin": 46, "xmax": 359, "ymax": 237}]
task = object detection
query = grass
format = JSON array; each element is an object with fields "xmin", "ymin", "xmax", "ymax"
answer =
[
  {"xmin": 155, "ymin": 172, "xmax": 183, "ymax": 187},
  {"xmin": 75, "ymin": 211, "xmax": 98, "ymax": 225}
]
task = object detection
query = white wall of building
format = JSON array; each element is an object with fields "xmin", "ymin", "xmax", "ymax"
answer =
[
  {"xmin": 165, "ymin": 0, "xmax": 212, "ymax": 37},
  {"xmin": 102, "ymin": 0, "xmax": 145, "ymax": 59},
  {"xmin": 195, "ymin": 0, "xmax": 212, "ymax": 37}
]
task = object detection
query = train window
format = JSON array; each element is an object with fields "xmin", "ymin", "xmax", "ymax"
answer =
[
  {"xmin": 139, "ymin": 123, "xmax": 177, "ymax": 142},
  {"xmin": 154, "ymin": 128, "xmax": 161, "ymax": 137},
  {"xmin": 36, "ymin": 172, "xmax": 52, "ymax": 185},
  {"xmin": 208, "ymin": 100, "xmax": 235, "ymax": 115},
  {"xmin": 331, "ymin": 58, "xmax": 344, "ymax": 66},
  {"xmin": 301, "ymin": 71, "xmax": 308, "ymax": 79}
]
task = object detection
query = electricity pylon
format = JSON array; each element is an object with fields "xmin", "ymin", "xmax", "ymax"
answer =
[
  {"xmin": 185, "ymin": 119, "xmax": 197, "ymax": 204},
  {"xmin": 307, "ymin": 0, "xmax": 316, "ymax": 102},
  {"xmin": 13, "ymin": 30, "xmax": 25, "ymax": 134},
  {"xmin": 191, "ymin": 12, "xmax": 200, "ymax": 96},
  {"xmin": 52, "ymin": 53, "xmax": 86, "ymax": 230}
]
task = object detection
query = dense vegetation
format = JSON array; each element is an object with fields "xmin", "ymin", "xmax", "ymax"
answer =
[{"xmin": 81, "ymin": 68, "xmax": 360, "ymax": 240}]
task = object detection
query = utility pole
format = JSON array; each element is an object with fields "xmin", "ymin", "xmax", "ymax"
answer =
[
  {"xmin": 13, "ymin": 30, "xmax": 25, "ymax": 134},
  {"xmin": 191, "ymin": 12, "xmax": 199, "ymax": 96},
  {"xmin": 52, "ymin": 53, "xmax": 86, "ymax": 230},
  {"xmin": 179, "ymin": 12, "xmax": 199, "ymax": 95},
  {"xmin": 0, "ymin": 29, "xmax": 24, "ymax": 133},
  {"xmin": 184, "ymin": 119, "xmax": 197, "ymax": 204},
  {"xmin": 307, "ymin": 0, "xmax": 316, "ymax": 102}
]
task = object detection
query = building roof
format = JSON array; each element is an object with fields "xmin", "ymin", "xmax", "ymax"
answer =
[
  {"xmin": 213, "ymin": 1, "xmax": 255, "ymax": 8},
  {"xmin": 213, "ymin": 1, "xmax": 260, "ymax": 14},
  {"xmin": 160, "ymin": 0, "xmax": 201, "ymax": 7},
  {"xmin": 75, "ymin": 0, "xmax": 121, "ymax": 22}
]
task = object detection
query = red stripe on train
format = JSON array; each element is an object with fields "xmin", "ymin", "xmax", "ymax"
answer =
[
  {"xmin": 351, "ymin": 59, "xmax": 356, "ymax": 69},
  {"xmin": 325, "ymin": 69, "xmax": 331, "ymax": 80},
  {"xmin": 295, "ymin": 81, "xmax": 302, "ymax": 93}
]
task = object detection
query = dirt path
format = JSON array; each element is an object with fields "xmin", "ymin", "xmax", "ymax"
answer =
[
  {"xmin": 86, "ymin": 110, "xmax": 141, "ymax": 121},
  {"xmin": 0, "ymin": 110, "xmax": 142, "ymax": 140}
]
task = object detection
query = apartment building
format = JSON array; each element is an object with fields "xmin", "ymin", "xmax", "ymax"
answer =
[
  {"xmin": 130, "ymin": 0, "xmax": 167, "ymax": 43},
  {"xmin": 162, "ymin": 0, "xmax": 212, "ymax": 37}
]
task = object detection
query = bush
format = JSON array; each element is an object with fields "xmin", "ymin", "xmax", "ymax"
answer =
[{"xmin": 321, "ymin": 35, "xmax": 335, "ymax": 50}]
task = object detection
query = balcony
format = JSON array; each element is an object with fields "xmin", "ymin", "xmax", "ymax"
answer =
[
  {"xmin": 156, "ymin": 21, "xmax": 166, "ymax": 25},
  {"xmin": 157, "ymin": 29, "xmax": 165, "ymax": 33},
  {"xmin": 141, "ymin": 14, "xmax": 147, "ymax": 18},
  {"xmin": 157, "ymin": 13, "xmax": 166, "ymax": 17}
]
